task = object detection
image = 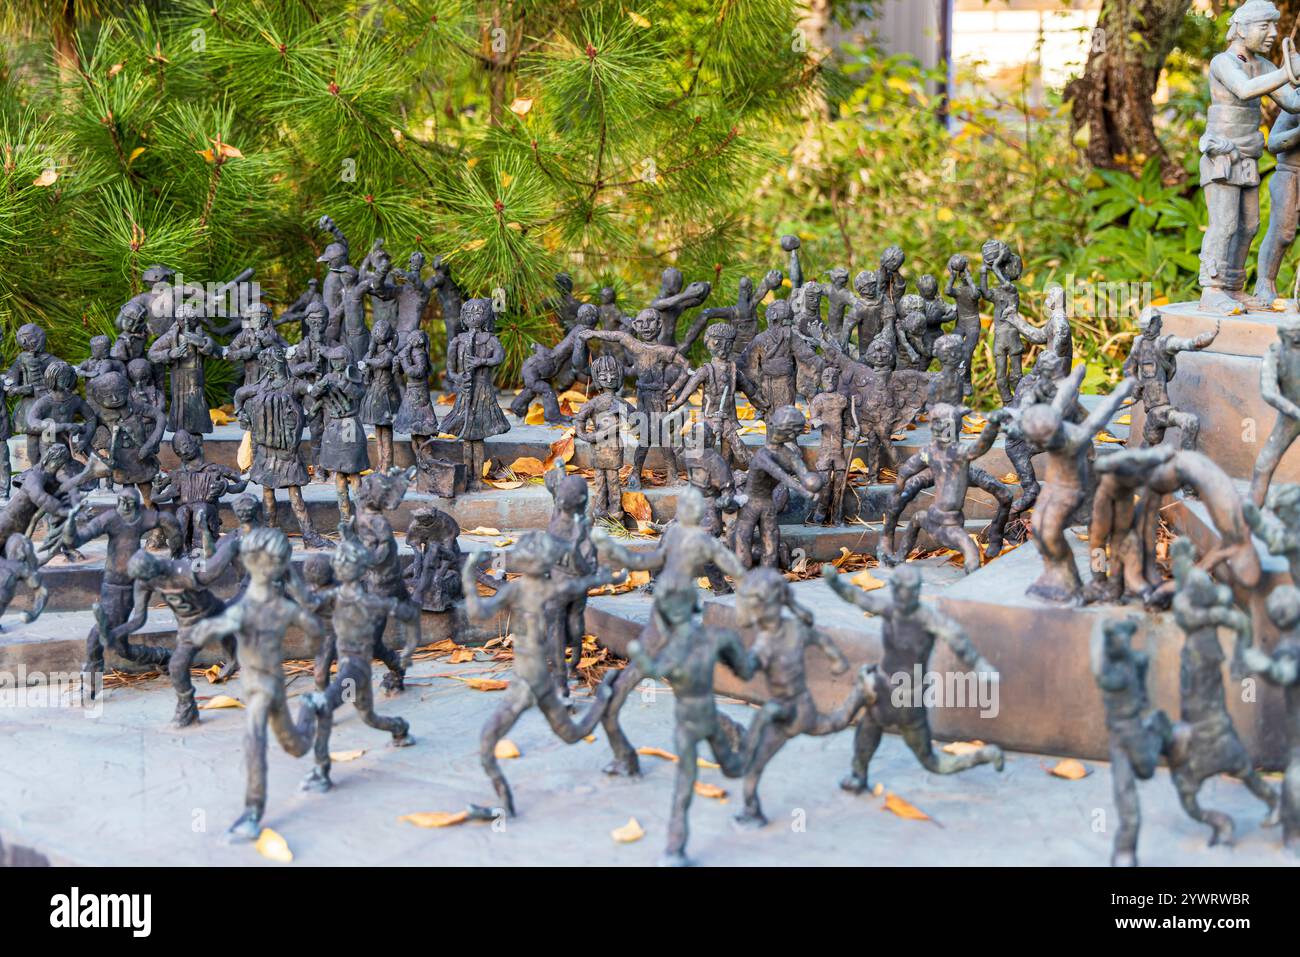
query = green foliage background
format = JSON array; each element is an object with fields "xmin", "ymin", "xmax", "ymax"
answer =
[{"xmin": 0, "ymin": 2, "xmax": 1258, "ymax": 405}]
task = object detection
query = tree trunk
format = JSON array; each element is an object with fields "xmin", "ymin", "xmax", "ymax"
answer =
[
  {"xmin": 52, "ymin": 0, "xmax": 80, "ymax": 89},
  {"xmin": 1066, "ymin": 0, "xmax": 1192, "ymax": 184}
]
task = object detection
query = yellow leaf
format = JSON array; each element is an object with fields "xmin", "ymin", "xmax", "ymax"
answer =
[
  {"xmin": 886, "ymin": 76, "xmax": 914, "ymax": 95},
  {"xmin": 494, "ymin": 739, "xmax": 521, "ymax": 759},
  {"xmin": 466, "ymin": 157, "xmax": 479, "ymax": 169},
  {"xmin": 509, "ymin": 456, "xmax": 547, "ymax": 477},
  {"xmin": 622, "ymin": 491, "xmax": 652, "ymax": 522},
  {"xmin": 872, "ymin": 782, "xmax": 885, "ymax": 797},
  {"xmin": 254, "ymin": 828, "xmax": 293, "ymax": 863},
  {"xmin": 1048, "ymin": 758, "xmax": 1090, "ymax": 780},
  {"xmin": 462, "ymin": 526, "xmax": 502, "ymax": 536},
  {"xmin": 463, "ymin": 677, "xmax": 508, "ymax": 691},
  {"xmin": 493, "ymin": 537, "xmax": 515, "ymax": 548},
  {"xmin": 400, "ymin": 810, "xmax": 469, "ymax": 828},
  {"xmin": 196, "ymin": 148, "xmax": 216, "ymax": 163},
  {"xmin": 486, "ymin": 479, "xmax": 524, "ymax": 490},
  {"xmin": 697, "ymin": 576, "xmax": 712, "ymax": 589},
  {"xmin": 849, "ymin": 569, "xmax": 885, "ymax": 592},
  {"xmin": 200, "ymin": 694, "xmax": 244, "ymax": 710},
  {"xmin": 462, "ymin": 238, "xmax": 487, "ymax": 252},
  {"xmin": 209, "ymin": 407, "xmax": 235, "ymax": 426},
  {"xmin": 849, "ymin": 457, "xmax": 869, "ymax": 474},
  {"xmin": 509, "ymin": 97, "xmax": 534, "ymax": 117},
  {"xmin": 32, "ymin": 168, "xmax": 57, "ymax": 187},
  {"xmin": 1000, "ymin": 472, "xmax": 1019, "ymax": 484},
  {"xmin": 611, "ymin": 818, "xmax": 645, "ymax": 843},
  {"xmin": 128, "ymin": 146, "xmax": 146, "ymax": 165},
  {"xmin": 524, "ymin": 404, "xmax": 546, "ymax": 425},
  {"xmin": 627, "ymin": 10, "xmax": 651, "ymax": 28},
  {"xmin": 237, "ymin": 431, "xmax": 253, "ymax": 472},
  {"xmin": 449, "ymin": 646, "xmax": 477, "ymax": 664},
  {"xmin": 736, "ymin": 405, "xmax": 756, "ymax": 420},
  {"xmin": 697, "ymin": 757, "xmax": 720, "ymax": 769},
  {"xmin": 1114, "ymin": 413, "xmax": 1132, "ymax": 426},
  {"xmin": 694, "ymin": 781, "xmax": 727, "ymax": 800},
  {"xmin": 1149, "ymin": 296, "xmax": 1169, "ymax": 307},
  {"xmin": 1095, "ymin": 431, "xmax": 1124, "ymax": 444},
  {"xmin": 637, "ymin": 746, "xmax": 678, "ymax": 762},
  {"xmin": 882, "ymin": 791, "xmax": 930, "ymax": 821},
  {"xmin": 557, "ymin": 389, "xmax": 588, "ymax": 405},
  {"xmin": 936, "ymin": 207, "xmax": 955, "ymax": 223},
  {"xmin": 832, "ymin": 547, "xmax": 853, "ymax": 568},
  {"xmin": 330, "ymin": 749, "xmax": 366, "ymax": 762},
  {"xmin": 482, "ymin": 459, "xmax": 492, "ymax": 478},
  {"xmin": 941, "ymin": 740, "xmax": 985, "ymax": 756}
]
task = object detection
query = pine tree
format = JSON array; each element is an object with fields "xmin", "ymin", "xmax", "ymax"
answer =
[{"xmin": 0, "ymin": 0, "xmax": 831, "ymax": 393}]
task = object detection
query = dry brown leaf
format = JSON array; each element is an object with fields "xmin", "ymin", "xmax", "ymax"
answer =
[
  {"xmin": 330, "ymin": 749, "xmax": 366, "ymax": 763},
  {"xmin": 622, "ymin": 491, "xmax": 652, "ymax": 522},
  {"xmin": 882, "ymin": 791, "xmax": 930, "ymax": 821},
  {"xmin": 694, "ymin": 781, "xmax": 728, "ymax": 800},
  {"xmin": 509, "ymin": 456, "xmax": 547, "ymax": 477},
  {"xmin": 463, "ymin": 677, "xmax": 509, "ymax": 691},
  {"xmin": 400, "ymin": 811, "xmax": 469, "ymax": 828},
  {"xmin": 637, "ymin": 746, "xmax": 678, "ymax": 762},
  {"xmin": 200, "ymin": 694, "xmax": 244, "ymax": 710},
  {"xmin": 494, "ymin": 739, "xmax": 521, "ymax": 760},
  {"xmin": 486, "ymin": 479, "xmax": 524, "ymax": 490},
  {"xmin": 449, "ymin": 647, "xmax": 476, "ymax": 664},
  {"xmin": 32, "ymin": 168, "xmax": 58, "ymax": 187},
  {"xmin": 509, "ymin": 97, "xmax": 534, "ymax": 117},
  {"xmin": 237, "ymin": 431, "xmax": 253, "ymax": 471},
  {"xmin": 254, "ymin": 828, "xmax": 293, "ymax": 863},
  {"xmin": 1048, "ymin": 758, "xmax": 1090, "ymax": 780},
  {"xmin": 849, "ymin": 569, "xmax": 886, "ymax": 592},
  {"xmin": 548, "ymin": 432, "xmax": 576, "ymax": 465},
  {"xmin": 611, "ymin": 818, "xmax": 645, "ymax": 843}
]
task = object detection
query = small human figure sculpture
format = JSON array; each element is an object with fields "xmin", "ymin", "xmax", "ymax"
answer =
[
  {"xmin": 102, "ymin": 547, "xmax": 234, "ymax": 727},
  {"xmin": 287, "ymin": 301, "xmax": 332, "ymax": 475},
  {"xmin": 358, "ymin": 318, "xmax": 402, "ymax": 472},
  {"xmin": 1085, "ymin": 444, "xmax": 1179, "ymax": 604},
  {"xmin": 443, "ymin": 298, "xmax": 509, "ymax": 491},
  {"xmin": 687, "ymin": 270, "xmax": 782, "ymax": 356},
  {"xmin": 840, "ymin": 269, "xmax": 883, "ymax": 358},
  {"xmin": 428, "ymin": 254, "xmax": 465, "ymax": 359},
  {"xmin": 76, "ymin": 335, "xmax": 125, "ymax": 390},
  {"xmin": 734, "ymin": 405, "xmax": 823, "ymax": 569},
  {"xmin": 944, "ymin": 254, "xmax": 983, "ymax": 398},
  {"xmin": 890, "ymin": 295, "xmax": 930, "ymax": 372},
  {"xmin": 668, "ymin": 321, "xmax": 762, "ymax": 471},
  {"xmin": 354, "ymin": 468, "xmax": 423, "ymax": 692},
  {"xmin": 878, "ymin": 245, "xmax": 907, "ymax": 320},
  {"xmin": 62, "ymin": 489, "xmax": 183, "ymax": 694},
  {"xmin": 311, "ymin": 345, "xmax": 369, "ymax": 523},
  {"xmin": 649, "ymin": 267, "xmax": 712, "ymax": 348},
  {"xmin": 1011, "ymin": 366, "xmax": 1134, "ymax": 603},
  {"xmin": 1250, "ymin": 315, "xmax": 1300, "ymax": 505},
  {"xmin": 279, "ymin": 277, "xmax": 321, "ymax": 330},
  {"xmin": 732, "ymin": 567, "xmax": 857, "ymax": 829},
  {"xmin": 7, "ymin": 323, "xmax": 55, "ymax": 465},
  {"xmin": 393, "ymin": 251, "xmax": 435, "ymax": 347},
  {"xmin": 590, "ymin": 486, "xmax": 752, "ymax": 777},
  {"xmin": 1241, "ymin": 586, "xmax": 1300, "ymax": 854},
  {"xmin": 359, "ymin": 239, "xmax": 398, "ymax": 333},
  {"xmin": 824, "ymin": 334, "xmax": 927, "ymax": 483},
  {"xmin": 0, "ymin": 376, "xmax": 12, "ymax": 497},
  {"xmin": 186, "ymin": 527, "xmax": 327, "ymax": 842},
  {"xmin": 333, "ymin": 265, "xmax": 375, "ymax": 362},
  {"xmin": 126, "ymin": 358, "xmax": 164, "ymax": 415},
  {"xmin": 1257, "ymin": 108, "xmax": 1300, "ymax": 302},
  {"xmin": 1167, "ymin": 538, "xmax": 1279, "ymax": 845},
  {"xmin": 233, "ymin": 345, "xmax": 328, "ymax": 549},
  {"xmin": 0, "ymin": 535, "xmax": 48, "ymax": 630},
  {"xmin": 822, "ymin": 266, "xmax": 858, "ymax": 343},
  {"xmin": 304, "ymin": 521, "xmax": 415, "ymax": 794},
  {"xmin": 1002, "ymin": 283, "xmax": 1073, "ymax": 371},
  {"xmin": 111, "ymin": 301, "xmax": 152, "ymax": 378},
  {"xmin": 546, "ymin": 272, "xmax": 583, "ymax": 331},
  {"xmin": 1244, "ymin": 482, "xmax": 1300, "ymax": 583},
  {"xmin": 509, "ymin": 303, "xmax": 596, "ymax": 425},
  {"xmin": 302, "ymin": 555, "xmax": 337, "ymax": 691},
  {"xmin": 1123, "ymin": 307, "xmax": 1218, "ymax": 452},
  {"xmin": 1001, "ymin": 350, "xmax": 1068, "ymax": 517},
  {"xmin": 808, "ymin": 364, "xmax": 859, "ymax": 526},
  {"xmin": 462, "ymin": 533, "xmax": 620, "ymax": 816},
  {"xmin": 880, "ymin": 404, "xmax": 1012, "ymax": 573},
  {"xmin": 928, "ymin": 333, "xmax": 968, "ymax": 407},
  {"xmin": 153, "ymin": 430, "xmax": 248, "ymax": 558},
  {"xmin": 80, "ymin": 371, "xmax": 166, "ymax": 503},
  {"xmin": 979, "ymin": 240, "xmax": 1025, "ymax": 404},
  {"xmin": 405, "ymin": 506, "xmax": 463, "ymax": 613},
  {"xmin": 316, "ymin": 214, "xmax": 352, "ymax": 321},
  {"xmin": 623, "ymin": 612, "xmax": 762, "ymax": 867},
  {"xmin": 822, "ymin": 563, "xmax": 1004, "ymax": 793},
  {"xmin": 544, "ymin": 467, "xmax": 598, "ymax": 686},
  {"xmin": 573, "ymin": 354, "xmax": 633, "ymax": 523},
  {"xmin": 739, "ymin": 298, "xmax": 798, "ymax": 414},
  {"xmin": 393, "ymin": 328, "xmax": 445, "ymax": 489},
  {"xmin": 149, "ymin": 303, "xmax": 216, "ymax": 435},
  {"xmin": 1093, "ymin": 617, "xmax": 1174, "ymax": 867},
  {"xmin": 25, "ymin": 360, "xmax": 97, "ymax": 460},
  {"xmin": 682, "ymin": 421, "xmax": 741, "ymax": 593},
  {"xmin": 1199, "ymin": 1, "xmax": 1300, "ymax": 313},
  {"xmin": 580, "ymin": 309, "xmax": 690, "ymax": 489},
  {"xmin": 0, "ymin": 444, "xmax": 73, "ymax": 542},
  {"xmin": 225, "ymin": 302, "xmax": 286, "ymax": 392}
]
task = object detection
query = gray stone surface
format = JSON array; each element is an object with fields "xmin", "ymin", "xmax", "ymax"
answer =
[{"xmin": 0, "ymin": 655, "xmax": 1289, "ymax": 866}]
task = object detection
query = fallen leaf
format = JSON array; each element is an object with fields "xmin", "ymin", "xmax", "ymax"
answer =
[
  {"xmin": 509, "ymin": 456, "xmax": 547, "ymax": 477},
  {"xmin": 463, "ymin": 677, "xmax": 508, "ymax": 691},
  {"xmin": 736, "ymin": 405, "xmax": 756, "ymax": 420},
  {"xmin": 882, "ymin": 791, "xmax": 930, "ymax": 821},
  {"xmin": 254, "ymin": 828, "xmax": 293, "ymax": 863},
  {"xmin": 210, "ymin": 407, "xmax": 235, "ymax": 426},
  {"xmin": 622, "ymin": 491, "xmax": 652, "ymax": 522},
  {"xmin": 849, "ymin": 568, "xmax": 885, "ymax": 592},
  {"xmin": 200, "ymin": 694, "xmax": 244, "ymax": 710},
  {"xmin": 524, "ymin": 404, "xmax": 546, "ymax": 425},
  {"xmin": 1048, "ymin": 758, "xmax": 1090, "ymax": 780},
  {"xmin": 557, "ymin": 389, "xmax": 587, "ymax": 405},
  {"xmin": 202, "ymin": 663, "xmax": 225, "ymax": 684},
  {"xmin": 493, "ymin": 537, "xmax": 515, "ymax": 548},
  {"xmin": 494, "ymin": 739, "xmax": 521, "ymax": 759},
  {"xmin": 941, "ymin": 740, "xmax": 985, "ymax": 756},
  {"xmin": 637, "ymin": 746, "xmax": 678, "ymax": 762},
  {"xmin": 1114, "ymin": 413, "xmax": 1132, "ymax": 426},
  {"xmin": 548, "ymin": 432, "xmax": 576, "ymax": 466},
  {"xmin": 694, "ymin": 781, "xmax": 727, "ymax": 799},
  {"xmin": 32, "ymin": 168, "xmax": 58, "ymax": 187},
  {"xmin": 611, "ymin": 818, "xmax": 645, "ymax": 843},
  {"xmin": 330, "ymin": 749, "xmax": 366, "ymax": 762},
  {"xmin": 462, "ymin": 526, "xmax": 502, "ymax": 536},
  {"xmin": 1095, "ymin": 431, "xmax": 1124, "ymax": 444},
  {"xmin": 872, "ymin": 782, "xmax": 885, "ymax": 797},
  {"xmin": 832, "ymin": 547, "xmax": 853, "ymax": 568},
  {"xmin": 400, "ymin": 811, "xmax": 469, "ymax": 828},
  {"xmin": 485, "ymin": 479, "xmax": 524, "ymax": 490},
  {"xmin": 697, "ymin": 757, "xmax": 720, "ymax": 769},
  {"xmin": 449, "ymin": 647, "xmax": 477, "ymax": 664},
  {"xmin": 1000, "ymin": 472, "xmax": 1019, "ymax": 484},
  {"xmin": 237, "ymin": 431, "xmax": 253, "ymax": 471}
]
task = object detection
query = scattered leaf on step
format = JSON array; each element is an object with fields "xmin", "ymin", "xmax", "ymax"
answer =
[
  {"xmin": 1095, "ymin": 431, "xmax": 1123, "ymax": 444},
  {"xmin": 509, "ymin": 456, "xmax": 547, "ymax": 477},
  {"xmin": 209, "ymin": 408, "xmax": 235, "ymax": 426},
  {"xmin": 611, "ymin": 818, "xmax": 645, "ymax": 843},
  {"xmin": 330, "ymin": 749, "xmax": 366, "ymax": 762},
  {"xmin": 548, "ymin": 432, "xmax": 576, "ymax": 465},
  {"xmin": 942, "ymin": 740, "xmax": 985, "ymax": 756},
  {"xmin": 254, "ymin": 828, "xmax": 293, "ymax": 863},
  {"xmin": 882, "ymin": 791, "xmax": 930, "ymax": 821},
  {"xmin": 462, "ymin": 526, "xmax": 502, "ymax": 536},
  {"xmin": 463, "ymin": 677, "xmax": 509, "ymax": 691},
  {"xmin": 486, "ymin": 479, "xmax": 524, "ymax": 490},
  {"xmin": 1001, "ymin": 472, "xmax": 1019, "ymax": 484},
  {"xmin": 622, "ymin": 491, "xmax": 652, "ymax": 522},
  {"xmin": 449, "ymin": 647, "xmax": 476, "ymax": 664},
  {"xmin": 694, "ymin": 781, "xmax": 727, "ymax": 800},
  {"xmin": 524, "ymin": 404, "xmax": 546, "ymax": 425},
  {"xmin": 583, "ymin": 734, "xmax": 596, "ymax": 743},
  {"xmin": 697, "ymin": 757, "xmax": 720, "ymax": 769},
  {"xmin": 400, "ymin": 810, "xmax": 469, "ymax": 828},
  {"xmin": 1114, "ymin": 413, "xmax": 1132, "ymax": 426},
  {"xmin": 637, "ymin": 746, "xmax": 678, "ymax": 762},
  {"xmin": 849, "ymin": 569, "xmax": 885, "ymax": 592},
  {"xmin": 202, "ymin": 663, "xmax": 225, "ymax": 684},
  {"xmin": 1048, "ymin": 758, "xmax": 1089, "ymax": 780},
  {"xmin": 200, "ymin": 694, "xmax": 244, "ymax": 710},
  {"xmin": 494, "ymin": 739, "xmax": 521, "ymax": 760},
  {"xmin": 494, "ymin": 537, "xmax": 515, "ymax": 548}
]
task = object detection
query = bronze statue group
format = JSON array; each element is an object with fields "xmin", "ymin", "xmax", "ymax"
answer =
[{"xmin": 0, "ymin": 209, "xmax": 1296, "ymax": 868}]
